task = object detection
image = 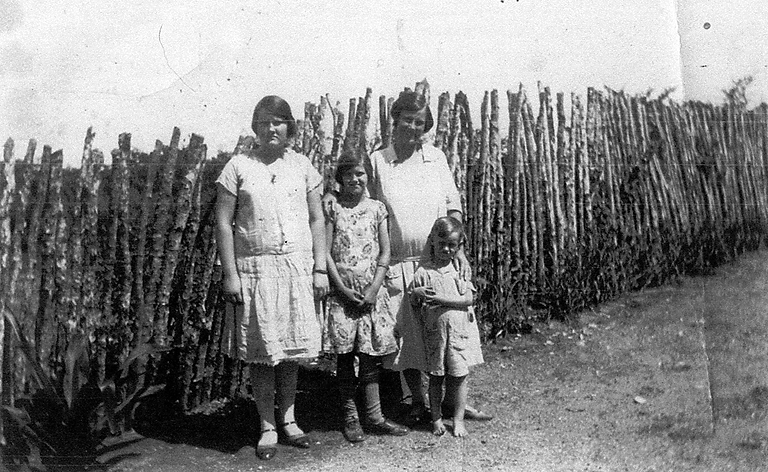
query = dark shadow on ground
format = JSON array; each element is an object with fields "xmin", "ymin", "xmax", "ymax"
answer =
[{"xmin": 130, "ymin": 364, "xmax": 410, "ymax": 455}]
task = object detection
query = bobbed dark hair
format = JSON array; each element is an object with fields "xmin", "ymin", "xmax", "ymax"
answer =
[
  {"xmin": 251, "ymin": 95, "xmax": 298, "ymax": 138},
  {"xmin": 430, "ymin": 216, "xmax": 465, "ymax": 244},
  {"xmin": 427, "ymin": 216, "xmax": 466, "ymax": 262},
  {"xmin": 334, "ymin": 152, "xmax": 368, "ymax": 186},
  {"xmin": 390, "ymin": 90, "xmax": 434, "ymax": 133}
]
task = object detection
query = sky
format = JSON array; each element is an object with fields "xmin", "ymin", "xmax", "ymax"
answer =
[{"xmin": 0, "ymin": 0, "xmax": 765, "ymax": 166}]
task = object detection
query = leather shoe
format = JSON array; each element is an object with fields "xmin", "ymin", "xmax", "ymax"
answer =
[
  {"xmin": 403, "ymin": 403, "xmax": 430, "ymax": 426},
  {"xmin": 256, "ymin": 428, "xmax": 277, "ymax": 460},
  {"xmin": 280, "ymin": 422, "xmax": 311, "ymax": 449},
  {"xmin": 342, "ymin": 419, "xmax": 365, "ymax": 443},
  {"xmin": 256, "ymin": 444, "xmax": 277, "ymax": 460},
  {"xmin": 364, "ymin": 419, "xmax": 409, "ymax": 436},
  {"xmin": 281, "ymin": 434, "xmax": 310, "ymax": 448}
]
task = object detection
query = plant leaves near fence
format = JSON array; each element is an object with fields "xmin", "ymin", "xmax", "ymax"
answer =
[{"xmin": 3, "ymin": 309, "xmax": 62, "ymax": 409}]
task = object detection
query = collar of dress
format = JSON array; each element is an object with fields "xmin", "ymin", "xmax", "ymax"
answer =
[
  {"xmin": 425, "ymin": 260, "xmax": 455, "ymax": 274},
  {"xmin": 382, "ymin": 144, "xmax": 435, "ymax": 164}
]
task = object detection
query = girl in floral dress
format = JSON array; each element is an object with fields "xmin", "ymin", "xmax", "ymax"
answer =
[{"xmin": 323, "ymin": 153, "xmax": 409, "ymax": 443}]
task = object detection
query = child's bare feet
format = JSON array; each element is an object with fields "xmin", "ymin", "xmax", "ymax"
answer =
[
  {"xmin": 452, "ymin": 419, "xmax": 468, "ymax": 438},
  {"xmin": 432, "ymin": 419, "xmax": 446, "ymax": 436}
]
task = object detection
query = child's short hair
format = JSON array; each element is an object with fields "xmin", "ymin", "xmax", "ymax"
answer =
[
  {"xmin": 430, "ymin": 216, "xmax": 466, "ymax": 244},
  {"xmin": 334, "ymin": 152, "xmax": 367, "ymax": 186}
]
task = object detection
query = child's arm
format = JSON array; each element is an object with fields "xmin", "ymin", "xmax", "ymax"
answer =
[
  {"xmin": 324, "ymin": 205, "xmax": 364, "ymax": 305},
  {"xmin": 427, "ymin": 289, "xmax": 474, "ymax": 308},
  {"xmin": 361, "ymin": 213, "xmax": 391, "ymax": 305},
  {"xmin": 408, "ymin": 269, "xmax": 432, "ymax": 307},
  {"xmin": 423, "ymin": 274, "xmax": 474, "ymax": 308}
]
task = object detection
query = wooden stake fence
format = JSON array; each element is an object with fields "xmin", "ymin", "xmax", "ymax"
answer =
[{"xmin": 1, "ymin": 82, "xmax": 768, "ymax": 414}]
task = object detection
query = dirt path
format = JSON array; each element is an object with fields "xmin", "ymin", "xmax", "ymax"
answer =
[{"xmin": 97, "ymin": 251, "xmax": 768, "ymax": 472}]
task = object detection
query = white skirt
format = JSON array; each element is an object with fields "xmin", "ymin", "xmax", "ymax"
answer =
[{"xmin": 222, "ymin": 252, "xmax": 321, "ymax": 365}]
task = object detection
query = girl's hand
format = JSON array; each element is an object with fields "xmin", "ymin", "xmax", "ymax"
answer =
[
  {"xmin": 410, "ymin": 286, "xmax": 435, "ymax": 305},
  {"xmin": 222, "ymin": 274, "xmax": 243, "ymax": 305},
  {"xmin": 313, "ymin": 273, "xmax": 329, "ymax": 299},
  {"xmin": 361, "ymin": 284, "xmax": 378, "ymax": 306},
  {"xmin": 341, "ymin": 286, "xmax": 365, "ymax": 305},
  {"xmin": 453, "ymin": 251, "xmax": 472, "ymax": 281}
]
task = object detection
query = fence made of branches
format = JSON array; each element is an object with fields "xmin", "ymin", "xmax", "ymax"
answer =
[{"xmin": 1, "ymin": 81, "xmax": 767, "ymax": 422}]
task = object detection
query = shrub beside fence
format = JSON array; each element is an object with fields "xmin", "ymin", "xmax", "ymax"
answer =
[{"xmin": 1, "ymin": 81, "xmax": 767, "ymax": 420}]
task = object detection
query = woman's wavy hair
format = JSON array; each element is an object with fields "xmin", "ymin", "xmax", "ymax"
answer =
[
  {"xmin": 251, "ymin": 95, "xmax": 298, "ymax": 138},
  {"xmin": 390, "ymin": 90, "xmax": 434, "ymax": 133}
]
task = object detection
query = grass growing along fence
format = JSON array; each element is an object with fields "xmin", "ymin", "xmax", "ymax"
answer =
[{"xmin": 1, "ymin": 81, "xmax": 767, "ymax": 427}]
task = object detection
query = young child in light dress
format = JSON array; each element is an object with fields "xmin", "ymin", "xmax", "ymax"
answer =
[
  {"xmin": 323, "ymin": 153, "xmax": 409, "ymax": 443},
  {"xmin": 409, "ymin": 216, "xmax": 484, "ymax": 437}
]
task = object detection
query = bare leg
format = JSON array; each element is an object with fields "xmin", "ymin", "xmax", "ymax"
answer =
[
  {"xmin": 250, "ymin": 363, "xmax": 278, "ymax": 446},
  {"xmin": 444, "ymin": 386, "xmax": 489, "ymax": 421},
  {"xmin": 446, "ymin": 375, "xmax": 468, "ymax": 437},
  {"xmin": 444, "ymin": 388, "xmax": 491, "ymax": 421},
  {"xmin": 428, "ymin": 374, "xmax": 446, "ymax": 436},
  {"xmin": 274, "ymin": 361, "xmax": 304, "ymax": 437}
]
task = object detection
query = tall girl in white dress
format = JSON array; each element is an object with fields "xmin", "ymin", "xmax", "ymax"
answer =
[{"xmin": 215, "ymin": 95, "xmax": 328, "ymax": 461}]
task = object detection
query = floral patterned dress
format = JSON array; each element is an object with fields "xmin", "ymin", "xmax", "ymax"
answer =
[{"xmin": 323, "ymin": 197, "xmax": 397, "ymax": 356}]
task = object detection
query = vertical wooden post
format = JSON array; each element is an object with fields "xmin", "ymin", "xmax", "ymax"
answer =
[
  {"xmin": 379, "ymin": 95, "xmax": 391, "ymax": 149},
  {"xmin": 154, "ymin": 134, "xmax": 206, "ymax": 348},
  {"xmin": 489, "ymin": 90, "xmax": 502, "ymax": 268},
  {"xmin": 0, "ymin": 138, "xmax": 15, "ymax": 439},
  {"xmin": 506, "ymin": 89, "xmax": 523, "ymax": 270}
]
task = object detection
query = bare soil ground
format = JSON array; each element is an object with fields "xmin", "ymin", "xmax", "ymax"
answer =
[{"xmin": 87, "ymin": 250, "xmax": 768, "ymax": 471}]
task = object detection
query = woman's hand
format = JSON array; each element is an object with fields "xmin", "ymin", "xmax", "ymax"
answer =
[
  {"xmin": 313, "ymin": 273, "xmax": 329, "ymax": 299},
  {"xmin": 222, "ymin": 274, "xmax": 243, "ymax": 305},
  {"xmin": 454, "ymin": 251, "xmax": 472, "ymax": 281}
]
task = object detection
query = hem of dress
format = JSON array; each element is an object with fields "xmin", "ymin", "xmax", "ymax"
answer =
[
  {"xmin": 237, "ymin": 350, "xmax": 318, "ymax": 366},
  {"xmin": 427, "ymin": 361, "xmax": 483, "ymax": 378},
  {"xmin": 322, "ymin": 347, "xmax": 398, "ymax": 357}
]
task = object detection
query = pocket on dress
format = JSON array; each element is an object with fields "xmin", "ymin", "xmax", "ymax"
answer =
[{"xmin": 449, "ymin": 314, "xmax": 470, "ymax": 352}]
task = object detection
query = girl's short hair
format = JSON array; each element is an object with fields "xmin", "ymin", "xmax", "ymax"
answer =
[
  {"xmin": 430, "ymin": 216, "xmax": 466, "ymax": 243},
  {"xmin": 390, "ymin": 90, "xmax": 434, "ymax": 133},
  {"xmin": 334, "ymin": 152, "xmax": 367, "ymax": 185},
  {"xmin": 251, "ymin": 95, "xmax": 298, "ymax": 138}
]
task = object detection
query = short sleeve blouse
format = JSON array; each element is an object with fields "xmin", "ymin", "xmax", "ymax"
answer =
[{"xmin": 216, "ymin": 150, "xmax": 322, "ymax": 258}]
